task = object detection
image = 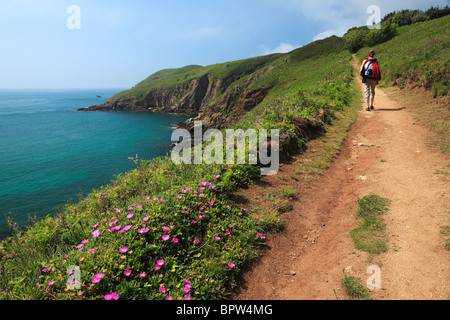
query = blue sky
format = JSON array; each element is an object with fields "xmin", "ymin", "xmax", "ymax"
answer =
[{"xmin": 1, "ymin": 0, "xmax": 448, "ymax": 89}]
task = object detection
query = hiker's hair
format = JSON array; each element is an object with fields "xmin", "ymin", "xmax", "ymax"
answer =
[{"xmin": 368, "ymin": 50, "xmax": 375, "ymax": 57}]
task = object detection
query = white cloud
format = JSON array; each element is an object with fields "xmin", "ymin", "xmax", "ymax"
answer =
[
  {"xmin": 312, "ymin": 30, "xmax": 338, "ymax": 41},
  {"xmin": 261, "ymin": 42, "xmax": 301, "ymax": 55}
]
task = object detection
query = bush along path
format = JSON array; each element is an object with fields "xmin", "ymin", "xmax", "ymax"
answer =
[{"xmin": 232, "ymin": 58, "xmax": 449, "ymax": 300}]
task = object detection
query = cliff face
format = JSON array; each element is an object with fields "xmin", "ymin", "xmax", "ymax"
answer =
[{"xmin": 78, "ymin": 59, "xmax": 277, "ymax": 130}]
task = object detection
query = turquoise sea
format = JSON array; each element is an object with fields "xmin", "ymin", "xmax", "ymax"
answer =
[{"xmin": 0, "ymin": 89, "xmax": 189, "ymax": 238}]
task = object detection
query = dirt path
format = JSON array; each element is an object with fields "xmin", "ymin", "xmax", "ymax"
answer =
[{"xmin": 233, "ymin": 62, "xmax": 449, "ymax": 300}]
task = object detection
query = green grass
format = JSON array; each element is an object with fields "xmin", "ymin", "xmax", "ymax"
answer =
[
  {"xmin": 350, "ymin": 194, "xmax": 390, "ymax": 255},
  {"xmin": 341, "ymin": 276, "xmax": 373, "ymax": 300},
  {"xmin": 442, "ymin": 226, "xmax": 450, "ymax": 251}
]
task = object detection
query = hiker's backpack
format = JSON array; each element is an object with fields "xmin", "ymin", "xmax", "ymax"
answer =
[{"xmin": 361, "ymin": 58, "xmax": 381, "ymax": 81}]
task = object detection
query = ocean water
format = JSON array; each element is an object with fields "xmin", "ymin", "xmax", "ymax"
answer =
[{"xmin": 0, "ymin": 89, "xmax": 189, "ymax": 238}]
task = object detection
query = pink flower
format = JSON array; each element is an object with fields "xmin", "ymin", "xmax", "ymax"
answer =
[
  {"xmin": 228, "ymin": 263, "xmax": 235, "ymax": 268},
  {"xmin": 172, "ymin": 237, "xmax": 179, "ymax": 244},
  {"xmin": 139, "ymin": 272, "xmax": 147, "ymax": 278},
  {"xmin": 42, "ymin": 267, "xmax": 51, "ymax": 273},
  {"xmin": 183, "ymin": 285, "xmax": 191, "ymax": 293},
  {"xmin": 142, "ymin": 216, "xmax": 150, "ymax": 221},
  {"xmin": 126, "ymin": 213, "xmax": 134, "ymax": 219},
  {"xmin": 81, "ymin": 239, "xmax": 89, "ymax": 244},
  {"xmin": 156, "ymin": 259, "xmax": 165, "ymax": 266},
  {"xmin": 167, "ymin": 296, "xmax": 173, "ymax": 300},
  {"xmin": 91, "ymin": 274, "xmax": 103, "ymax": 283},
  {"xmin": 184, "ymin": 294, "xmax": 191, "ymax": 300},
  {"xmin": 185, "ymin": 211, "xmax": 190, "ymax": 215},
  {"xmin": 215, "ymin": 175, "xmax": 220, "ymax": 179},
  {"xmin": 115, "ymin": 209, "xmax": 122, "ymax": 213},
  {"xmin": 123, "ymin": 270, "xmax": 132, "ymax": 277},
  {"xmin": 92, "ymin": 223, "xmax": 98, "ymax": 229},
  {"xmin": 210, "ymin": 185, "xmax": 216, "ymax": 189},
  {"xmin": 160, "ymin": 287, "xmax": 166, "ymax": 294},
  {"xmin": 198, "ymin": 194, "xmax": 204, "ymax": 197},
  {"xmin": 104, "ymin": 292, "xmax": 120, "ymax": 300},
  {"xmin": 185, "ymin": 280, "xmax": 191, "ymax": 284},
  {"xmin": 163, "ymin": 226, "xmax": 170, "ymax": 231},
  {"xmin": 138, "ymin": 227, "xmax": 149, "ymax": 234},
  {"xmin": 176, "ymin": 195, "xmax": 182, "ymax": 199},
  {"xmin": 123, "ymin": 225, "xmax": 132, "ymax": 231},
  {"xmin": 201, "ymin": 181, "xmax": 208, "ymax": 186},
  {"xmin": 153, "ymin": 265, "xmax": 161, "ymax": 270},
  {"xmin": 215, "ymin": 236, "xmax": 221, "ymax": 241},
  {"xmin": 136, "ymin": 205, "xmax": 143, "ymax": 209},
  {"xmin": 194, "ymin": 238, "xmax": 200, "ymax": 244},
  {"xmin": 48, "ymin": 281, "xmax": 55, "ymax": 286},
  {"xmin": 88, "ymin": 249, "xmax": 96, "ymax": 254},
  {"xmin": 119, "ymin": 247, "xmax": 128, "ymax": 253},
  {"xmin": 162, "ymin": 235, "xmax": 170, "ymax": 241},
  {"xmin": 110, "ymin": 225, "xmax": 121, "ymax": 231}
]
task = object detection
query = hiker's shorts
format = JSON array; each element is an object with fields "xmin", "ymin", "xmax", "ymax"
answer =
[{"xmin": 364, "ymin": 79, "xmax": 377, "ymax": 99}]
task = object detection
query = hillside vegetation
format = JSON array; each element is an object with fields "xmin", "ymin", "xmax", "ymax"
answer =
[{"xmin": 1, "ymin": 8, "xmax": 448, "ymax": 300}]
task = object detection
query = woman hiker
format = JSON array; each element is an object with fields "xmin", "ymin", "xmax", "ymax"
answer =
[{"xmin": 360, "ymin": 49, "xmax": 381, "ymax": 111}]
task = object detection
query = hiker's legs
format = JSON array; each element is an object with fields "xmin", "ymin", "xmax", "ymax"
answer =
[{"xmin": 365, "ymin": 80, "xmax": 376, "ymax": 110}]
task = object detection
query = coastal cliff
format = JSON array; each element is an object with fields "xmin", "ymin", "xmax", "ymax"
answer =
[{"xmin": 78, "ymin": 55, "xmax": 281, "ymax": 130}]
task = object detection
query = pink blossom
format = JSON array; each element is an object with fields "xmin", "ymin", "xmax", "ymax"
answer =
[
  {"xmin": 48, "ymin": 281, "xmax": 55, "ymax": 286},
  {"xmin": 123, "ymin": 225, "xmax": 132, "ymax": 231},
  {"xmin": 210, "ymin": 185, "xmax": 216, "ymax": 189},
  {"xmin": 215, "ymin": 175, "xmax": 220, "ymax": 179},
  {"xmin": 163, "ymin": 226, "xmax": 170, "ymax": 231},
  {"xmin": 81, "ymin": 239, "xmax": 89, "ymax": 244},
  {"xmin": 176, "ymin": 195, "xmax": 182, "ymax": 199},
  {"xmin": 126, "ymin": 213, "xmax": 134, "ymax": 219},
  {"xmin": 185, "ymin": 211, "xmax": 190, "ymax": 215},
  {"xmin": 142, "ymin": 216, "xmax": 150, "ymax": 221},
  {"xmin": 153, "ymin": 265, "xmax": 161, "ymax": 270},
  {"xmin": 123, "ymin": 270, "xmax": 132, "ymax": 277},
  {"xmin": 92, "ymin": 223, "xmax": 98, "ymax": 229},
  {"xmin": 139, "ymin": 272, "xmax": 147, "ymax": 278},
  {"xmin": 92, "ymin": 230, "xmax": 100, "ymax": 238},
  {"xmin": 184, "ymin": 294, "xmax": 192, "ymax": 300},
  {"xmin": 156, "ymin": 259, "xmax": 165, "ymax": 266},
  {"xmin": 228, "ymin": 263, "xmax": 235, "ymax": 268},
  {"xmin": 160, "ymin": 287, "xmax": 166, "ymax": 294},
  {"xmin": 119, "ymin": 247, "xmax": 128, "ymax": 253},
  {"xmin": 138, "ymin": 227, "xmax": 149, "ymax": 234},
  {"xmin": 215, "ymin": 236, "xmax": 221, "ymax": 241},
  {"xmin": 172, "ymin": 237, "xmax": 179, "ymax": 244},
  {"xmin": 162, "ymin": 235, "xmax": 170, "ymax": 241},
  {"xmin": 88, "ymin": 249, "xmax": 96, "ymax": 254},
  {"xmin": 104, "ymin": 292, "xmax": 120, "ymax": 300},
  {"xmin": 201, "ymin": 181, "xmax": 208, "ymax": 186},
  {"xmin": 136, "ymin": 205, "xmax": 143, "ymax": 209},
  {"xmin": 183, "ymin": 285, "xmax": 191, "ymax": 293},
  {"xmin": 115, "ymin": 209, "xmax": 122, "ymax": 213},
  {"xmin": 167, "ymin": 296, "xmax": 173, "ymax": 300},
  {"xmin": 110, "ymin": 225, "xmax": 121, "ymax": 231},
  {"xmin": 198, "ymin": 194, "xmax": 204, "ymax": 197},
  {"xmin": 194, "ymin": 238, "xmax": 200, "ymax": 244},
  {"xmin": 42, "ymin": 267, "xmax": 51, "ymax": 273}
]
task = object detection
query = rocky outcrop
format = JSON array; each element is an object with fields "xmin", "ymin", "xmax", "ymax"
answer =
[{"xmin": 78, "ymin": 70, "xmax": 273, "ymax": 131}]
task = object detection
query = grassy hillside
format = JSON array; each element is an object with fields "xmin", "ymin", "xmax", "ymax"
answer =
[{"xmin": 356, "ymin": 15, "xmax": 449, "ymax": 97}]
